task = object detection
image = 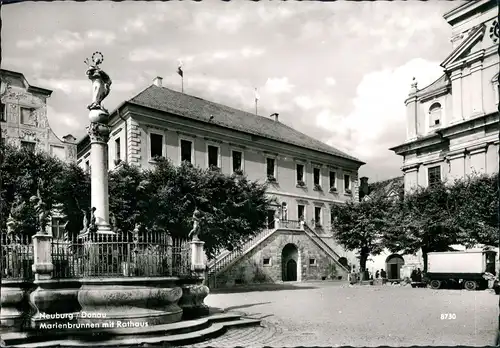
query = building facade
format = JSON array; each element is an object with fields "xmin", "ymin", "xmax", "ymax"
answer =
[
  {"xmin": 0, "ymin": 69, "xmax": 78, "ymax": 239},
  {"xmin": 0, "ymin": 69, "xmax": 77, "ymax": 162},
  {"xmin": 370, "ymin": 0, "xmax": 499, "ymax": 280},
  {"xmin": 391, "ymin": 0, "xmax": 499, "ymax": 191},
  {"xmin": 77, "ymin": 77, "xmax": 364, "ymax": 284}
]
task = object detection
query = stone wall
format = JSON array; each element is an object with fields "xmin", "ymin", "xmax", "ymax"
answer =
[{"xmin": 215, "ymin": 230, "xmax": 349, "ymax": 287}]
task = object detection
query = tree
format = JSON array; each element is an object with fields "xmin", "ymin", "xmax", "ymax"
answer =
[
  {"xmin": 109, "ymin": 158, "xmax": 274, "ymax": 259},
  {"xmin": 383, "ymin": 173, "xmax": 499, "ymax": 272},
  {"xmin": 447, "ymin": 173, "xmax": 499, "ymax": 247},
  {"xmin": 382, "ymin": 182, "xmax": 460, "ymax": 272},
  {"xmin": 0, "ymin": 143, "xmax": 90, "ymax": 236},
  {"xmin": 331, "ymin": 193, "xmax": 395, "ymax": 278}
]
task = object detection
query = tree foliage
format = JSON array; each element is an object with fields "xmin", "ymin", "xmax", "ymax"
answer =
[
  {"xmin": 331, "ymin": 192, "xmax": 395, "ymax": 273},
  {"xmin": 333, "ymin": 172, "xmax": 499, "ymax": 272},
  {"xmin": 2, "ymin": 145, "xmax": 274, "ymax": 259},
  {"xmin": 109, "ymin": 159, "xmax": 273, "ymax": 259},
  {"xmin": 0, "ymin": 143, "xmax": 90, "ymax": 236}
]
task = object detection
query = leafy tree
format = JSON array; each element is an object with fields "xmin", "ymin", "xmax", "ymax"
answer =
[
  {"xmin": 447, "ymin": 173, "xmax": 499, "ymax": 247},
  {"xmin": 109, "ymin": 158, "xmax": 273, "ymax": 259},
  {"xmin": 383, "ymin": 173, "xmax": 498, "ymax": 272},
  {"xmin": 0, "ymin": 143, "xmax": 90, "ymax": 237},
  {"xmin": 331, "ymin": 193, "xmax": 395, "ymax": 279},
  {"xmin": 382, "ymin": 182, "xmax": 460, "ymax": 272}
]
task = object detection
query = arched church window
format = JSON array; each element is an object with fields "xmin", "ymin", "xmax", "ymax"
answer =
[{"xmin": 429, "ymin": 102, "xmax": 442, "ymax": 127}]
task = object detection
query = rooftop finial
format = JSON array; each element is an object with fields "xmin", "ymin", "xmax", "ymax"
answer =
[{"xmin": 411, "ymin": 77, "xmax": 418, "ymax": 89}]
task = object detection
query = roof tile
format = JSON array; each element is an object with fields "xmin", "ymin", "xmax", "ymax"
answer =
[{"xmin": 128, "ymin": 85, "xmax": 363, "ymax": 163}]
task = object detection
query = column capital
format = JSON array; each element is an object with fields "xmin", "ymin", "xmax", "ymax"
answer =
[
  {"xmin": 450, "ymin": 70, "xmax": 463, "ymax": 81},
  {"xmin": 87, "ymin": 122, "xmax": 110, "ymax": 143}
]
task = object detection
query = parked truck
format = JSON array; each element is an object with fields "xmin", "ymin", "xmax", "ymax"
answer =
[{"xmin": 425, "ymin": 250, "xmax": 497, "ymax": 290}]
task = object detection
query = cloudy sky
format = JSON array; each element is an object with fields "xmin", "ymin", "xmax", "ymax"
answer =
[{"xmin": 3, "ymin": 1, "xmax": 462, "ymax": 181}]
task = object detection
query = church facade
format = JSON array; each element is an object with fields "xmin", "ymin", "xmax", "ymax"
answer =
[{"xmin": 370, "ymin": 0, "xmax": 499, "ymax": 280}]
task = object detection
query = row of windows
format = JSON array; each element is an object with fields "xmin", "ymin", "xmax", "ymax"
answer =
[
  {"xmin": 295, "ymin": 163, "xmax": 351, "ymax": 193},
  {"xmin": 0, "ymin": 102, "xmax": 37, "ymax": 126},
  {"xmin": 17, "ymin": 141, "xmax": 66, "ymax": 161},
  {"xmin": 115, "ymin": 133, "xmax": 245, "ymax": 172},
  {"xmin": 115, "ymin": 133, "xmax": 351, "ymax": 187},
  {"xmin": 267, "ymin": 203, "xmax": 325, "ymax": 228}
]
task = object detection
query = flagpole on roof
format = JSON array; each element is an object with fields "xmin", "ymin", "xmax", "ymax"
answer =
[{"xmin": 177, "ymin": 60, "xmax": 184, "ymax": 93}]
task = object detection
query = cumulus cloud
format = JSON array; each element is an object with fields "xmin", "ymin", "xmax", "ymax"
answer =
[
  {"xmin": 46, "ymin": 105, "xmax": 83, "ymax": 138},
  {"xmin": 16, "ymin": 30, "xmax": 117, "ymax": 57},
  {"xmin": 37, "ymin": 78, "xmax": 136, "ymax": 95},
  {"xmin": 262, "ymin": 77, "xmax": 295, "ymax": 94},
  {"xmin": 315, "ymin": 58, "xmax": 444, "ymax": 160},
  {"xmin": 325, "ymin": 77, "xmax": 336, "ymax": 86},
  {"xmin": 129, "ymin": 48, "xmax": 179, "ymax": 62},
  {"xmin": 129, "ymin": 46, "xmax": 264, "ymax": 65}
]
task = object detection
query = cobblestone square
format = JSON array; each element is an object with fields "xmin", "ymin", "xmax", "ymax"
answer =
[{"xmin": 190, "ymin": 282, "xmax": 499, "ymax": 347}]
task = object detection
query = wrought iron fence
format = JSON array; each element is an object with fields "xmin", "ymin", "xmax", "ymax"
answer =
[
  {"xmin": 51, "ymin": 230, "xmax": 191, "ymax": 278},
  {"xmin": 1, "ymin": 232, "xmax": 34, "ymax": 281}
]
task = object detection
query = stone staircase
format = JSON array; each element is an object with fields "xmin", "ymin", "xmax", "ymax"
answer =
[
  {"xmin": 302, "ymin": 224, "xmax": 350, "ymax": 274},
  {"xmin": 206, "ymin": 221, "xmax": 350, "ymax": 287},
  {"xmin": 1, "ymin": 312, "xmax": 260, "ymax": 347}
]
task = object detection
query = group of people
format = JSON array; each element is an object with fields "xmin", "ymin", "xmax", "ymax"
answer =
[
  {"xmin": 410, "ymin": 268, "xmax": 423, "ymax": 283},
  {"xmin": 349, "ymin": 267, "xmax": 388, "ymax": 283}
]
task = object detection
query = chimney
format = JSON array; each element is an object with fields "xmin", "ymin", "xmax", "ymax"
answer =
[
  {"xmin": 153, "ymin": 76, "xmax": 163, "ymax": 87},
  {"xmin": 270, "ymin": 113, "xmax": 279, "ymax": 122},
  {"xmin": 359, "ymin": 177, "xmax": 369, "ymax": 199}
]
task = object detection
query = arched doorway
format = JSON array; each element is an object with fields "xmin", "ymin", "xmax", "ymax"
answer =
[
  {"xmin": 338, "ymin": 257, "xmax": 348, "ymax": 268},
  {"xmin": 386, "ymin": 254, "xmax": 405, "ymax": 280},
  {"xmin": 282, "ymin": 243, "xmax": 299, "ymax": 281}
]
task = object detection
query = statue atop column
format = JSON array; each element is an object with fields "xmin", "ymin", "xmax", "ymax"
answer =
[{"xmin": 84, "ymin": 52, "xmax": 112, "ymax": 115}]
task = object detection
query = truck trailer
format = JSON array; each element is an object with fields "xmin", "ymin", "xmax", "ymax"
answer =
[{"xmin": 425, "ymin": 250, "xmax": 497, "ymax": 290}]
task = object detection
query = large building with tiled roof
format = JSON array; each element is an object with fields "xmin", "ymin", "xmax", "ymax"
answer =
[
  {"xmin": 390, "ymin": 0, "xmax": 499, "ymax": 192},
  {"xmin": 77, "ymin": 76, "xmax": 364, "ymax": 286}
]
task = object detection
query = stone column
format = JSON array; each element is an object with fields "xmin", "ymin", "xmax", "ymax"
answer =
[
  {"xmin": 450, "ymin": 69, "xmax": 463, "ymax": 123},
  {"xmin": 179, "ymin": 240, "xmax": 210, "ymax": 320},
  {"xmin": 87, "ymin": 117, "xmax": 113, "ymax": 234},
  {"xmin": 190, "ymin": 240, "xmax": 206, "ymax": 275},
  {"xmin": 470, "ymin": 60, "xmax": 484, "ymax": 116},
  {"xmin": 405, "ymin": 79, "xmax": 418, "ymax": 141}
]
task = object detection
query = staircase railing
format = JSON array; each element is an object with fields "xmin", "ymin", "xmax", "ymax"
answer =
[
  {"xmin": 303, "ymin": 223, "xmax": 350, "ymax": 273},
  {"xmin": 206, "ymin": 220, "xmax": 303, "ymax": 287}
]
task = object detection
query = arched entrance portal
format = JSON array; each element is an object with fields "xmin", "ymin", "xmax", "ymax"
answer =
[
  {"xmin": 282, "ymin": 243, "xmax": 299, "ymax": 281},
  {"xmin": 386, "ymin": 254, "xmax": 405, "ymax": 280},
  {"xmin": 338, "ymin": 257, "xmax": 348, "ymax": 268}
]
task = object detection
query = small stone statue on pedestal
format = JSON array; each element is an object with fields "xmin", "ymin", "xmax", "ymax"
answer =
[
  {"xmin": 89, "ymin": 207, "xmax": 97, "ymax": 233},
  {"xmin": 29, "ymin": 179, "xmax": 49, "ymax": 234},
  {"xmin": 79, "ymin": 209, "xmax": 89, "ymax": 234},
  {"xmin": 188, "ymin": 208, "xmax": 201, "ymax": 241}
]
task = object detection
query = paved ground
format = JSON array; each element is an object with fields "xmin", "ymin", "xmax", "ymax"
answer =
[{"xmin": 188, "ymin": 281, "xmax": 499, "ymax": 347}]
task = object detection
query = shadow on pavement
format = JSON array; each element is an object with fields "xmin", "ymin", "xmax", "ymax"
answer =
[
  {"xmin": 209, "ymin": 283, "xmax": 317, "ymax": 294},
  {"xmin": 224, "ymin": 302, "xmax": 272, "ymax": 311}
]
